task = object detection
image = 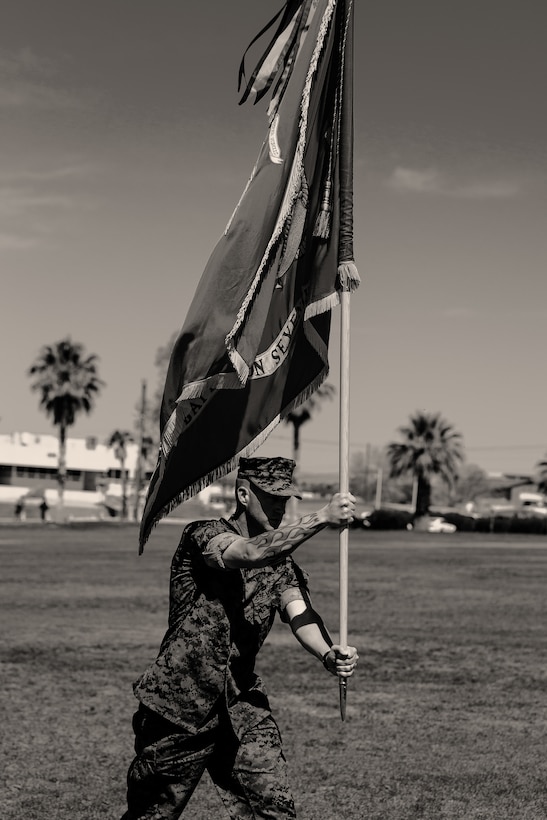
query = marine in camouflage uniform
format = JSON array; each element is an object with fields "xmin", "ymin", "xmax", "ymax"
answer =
[{"xmin": 121, "ymin": 457, "xmax": 358, "ymax": 820}]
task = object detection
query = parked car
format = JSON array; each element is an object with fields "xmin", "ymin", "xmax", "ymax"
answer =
[
  {"xmin": 428, "ymin": 516, "xmax": 456, "ymax": 534},
  {"xmin": 353, "ymin": 508, "xmax": 414, "ymax": 530},
  {"xmin": 352, "ymin": 510, "xmax": 372, "ymax": 528}
]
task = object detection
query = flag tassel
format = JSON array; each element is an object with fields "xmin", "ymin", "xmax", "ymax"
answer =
[
  {"xmin": 313, "ymin": 199, "xmax": 332, "ymax": 239},
  {"xmin": 337, "ymin": 260, "xmax": 360, "ymax": 291}
]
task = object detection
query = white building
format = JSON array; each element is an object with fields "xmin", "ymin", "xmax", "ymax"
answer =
[
  {"xmin": 0, "ymin": 431, "xmax": 232, "ymax": 518},
  {"xmin": 0, "ymin": 431, "xmax": 150, "ymax": 513}
]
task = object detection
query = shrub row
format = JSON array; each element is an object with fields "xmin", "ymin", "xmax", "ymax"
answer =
[
  {"xmin": 359, "ymin": 508, "xmax": 547, "ymax": 534},
  {"xmin": 441, "ymin": 511, "xmax": 547, "ymax": 535}
]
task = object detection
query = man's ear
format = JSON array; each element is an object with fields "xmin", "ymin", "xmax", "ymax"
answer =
[{"xmin": 236, "ymin": 484, "xmax": 250, "ymax": 507}]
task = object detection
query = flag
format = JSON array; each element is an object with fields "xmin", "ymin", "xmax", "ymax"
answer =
[{"xmin": 139, "ymin": 0, "xmax": 358, "ymax": 550}]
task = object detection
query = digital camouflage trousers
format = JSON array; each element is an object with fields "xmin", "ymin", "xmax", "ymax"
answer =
[{"xmin": 120, "ymin": 704, "xmax": 297, "ymax": 819}]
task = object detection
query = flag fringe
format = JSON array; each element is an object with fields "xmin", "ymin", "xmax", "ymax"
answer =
[
  {"xmin": 177, "ymin": 372, "xmax": 240, "ymax": 403},
  {"xmin": 224, "ymin": 150, "xmax": 263, "ymax": 236},
  {"xmin": 225, "ymin": 0, "xmax": 337, "ymax": 374},
  {"xmin": 304, "ymin": 291, "xmax": 340, "ymax": 320},
  {"xmin": 139, "ymin": 415, "xmax": 282, "ymax": 552},
  {"xmin": 228, "ymin": 348, "xmax": 250, "ymax": 384},
  {"xmin": 138, "ymin": 367, "xmax": 329, "ymax": 552},
  {"xmin": 162, "ymin": 373, "xmax": 241, "ymax": 458}
]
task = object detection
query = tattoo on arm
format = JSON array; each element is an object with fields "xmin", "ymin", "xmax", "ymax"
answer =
[{"xmin": 248, "ymin": 512, "xmax": 325, "ymax": 560}]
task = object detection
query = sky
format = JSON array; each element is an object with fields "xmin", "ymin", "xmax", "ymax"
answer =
[{"xmin": 2, "ymin": 0, "xmax": 546, "ymax": 479}]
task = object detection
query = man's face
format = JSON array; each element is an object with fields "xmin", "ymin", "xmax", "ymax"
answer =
[{"xmin": 246, "ymin": 483, "xmax": 289, "ymax": 531}]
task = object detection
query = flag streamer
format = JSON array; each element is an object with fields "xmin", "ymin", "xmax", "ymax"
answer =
[
  {"xmin": 238, "ymin": 0, "xmax": 314, "ymax": 107},
  {"xmin": 139, "ymin": 0, "xmax": 358, "ymax": 551}
]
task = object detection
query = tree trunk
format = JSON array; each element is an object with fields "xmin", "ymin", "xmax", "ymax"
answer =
[
  {"xmin": 415, "ymin": 475, "xmax": 431, "ymax": 517},
  {"xmin": 134, "ymin": 380, "xmax": 147, "ymax": 520},
  {"xmin": 121, "ymin": 456, "xmax": 128, "ymax": 520},
  {"xmin": 413, "ymin": 475, "xmax": 432, "ymax": 530},
  {"xmin": 57, "ymin": 423, "xmax": 67, "ymax": 522},
  {"xmin": 291, "ymin": 422, "xmax": 301, "ymax": 472},
  {"xmin": 287, "ymin": 421, "xmax": 302, "ymax": 523}
]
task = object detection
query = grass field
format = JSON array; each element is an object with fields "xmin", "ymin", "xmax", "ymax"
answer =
[{"xmin": 2, "ymin": 522, "xmax": 547, "ymax": 820}]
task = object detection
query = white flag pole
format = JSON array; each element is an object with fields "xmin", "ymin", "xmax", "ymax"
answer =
[
  {"xmin": 338, "ymin": 284, "xmax": 351, "ymax": 720},
  {"xmin": 336, "ymin": 0, "xmax": 358, "ymax": 723}
]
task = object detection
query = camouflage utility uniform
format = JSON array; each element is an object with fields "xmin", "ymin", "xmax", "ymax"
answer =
[{"xmin": 122, "ymin": 517, "xmax": 308, "ymax": 819}]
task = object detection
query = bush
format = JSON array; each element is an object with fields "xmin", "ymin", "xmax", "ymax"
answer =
[
  {"xmin": 445, "ymin": 513, "xmax": 547, "ymax": 535},
  {"xmin": 507, "ymin": 514, "xmax": 547, "ymax": 535}
]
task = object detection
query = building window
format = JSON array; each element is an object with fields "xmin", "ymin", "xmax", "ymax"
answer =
[
  {"xmin": 107, "ymin": 469, "xmax": 129, "ymax": 479},
  {"xmin": 14, "ymin": 466, "xmax": 75, "ymax": 479}
]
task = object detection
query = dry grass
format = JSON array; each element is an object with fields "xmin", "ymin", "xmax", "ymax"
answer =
[{"xmin": 1, "ymin": 523, "xmax": 547, "ymax": 819}]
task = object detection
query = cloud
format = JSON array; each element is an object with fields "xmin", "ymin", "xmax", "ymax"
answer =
[
  {"xmin": 0, "ymin": 187, "xmax": 73, "ymax": 218},
  {"xmin": 387, "ymin": 166, "xmax": 520, "ymax": 199},
  {"xmin": 0, "ymin": 164, "xmax": 93, "ymax": 183},
  {"xmin": 0, "ymin": 159, "xmax": 96, "ymax": 216},
  {"xmin": 0, "ymin": 184, "xmax": 78, "ymax": 252},
  {"xmin": 455, "ymin": 180, "xmax": 520, "ymax": 199},
  {"xmin": 0, "ymin": 47, "xmax": 79, "ymax": 110},
  {"xmin": 388, "ymin": 167, "xmax": 442, "ymax": 194},
  {"xmin": 0, "ymin": 164, "xmax": 91, "ymax": 251},
  {"xmin": 0, "ymin": 83, "xmax": 78, "ymax": 109},
  {"xmin": 0, "ymin": 47, "xmax": 53, "ymax": 77}
]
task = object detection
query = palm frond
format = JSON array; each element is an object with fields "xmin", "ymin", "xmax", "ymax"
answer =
[
  {"xmin": 386, "ymin": 411, "xmax": 464, "ymax": 489},
  {"xmin": 28, "ymin": 338, "xmax": 104, "ymax": 429}
]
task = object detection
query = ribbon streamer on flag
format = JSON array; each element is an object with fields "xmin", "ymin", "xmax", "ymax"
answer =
[{"xmin": 139, "ymin": 0, "xmax": 359, "ymax": 551}]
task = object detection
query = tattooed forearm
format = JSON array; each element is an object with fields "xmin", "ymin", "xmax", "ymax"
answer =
[{"xmin": 247, "ymin": 512, "xmax": 325, "ymax": 560}]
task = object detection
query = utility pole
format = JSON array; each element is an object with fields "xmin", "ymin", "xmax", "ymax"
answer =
[
  {"xmin": 363, "ymin": 442, "xmax": 371, "ymax": 504},
  {"xmin": 375, "ymin": 466, "xmax": 383, "ymax": 509},
  {"xmin": 134, "ymin": 379, "xmax": 147, "ymax": 521},
  {"xmin": 411, "ymin": 475, "xmax": 419, "ymax": 515}
]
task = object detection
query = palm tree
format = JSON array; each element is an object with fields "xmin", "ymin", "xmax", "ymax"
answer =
[
  {"xmin": 536, "ymin": 454, "xmax": 547, "ymax": 494},
  {"xmin": 107, "ymin": 430, "xmax": 134, "ymax": 520},
  {"xmin": 28, "ymin": 338, "xmax": 104, "ymax": 517},
  {"xmin": 386, "ymin": 411, "xmax": 463, "ymax": 519},
  {"xmin": 284, "ymin": 382, "xmax": 336, "ymax": 473},
  {"xmin": 283, "ymin": 383, "xmax": 335, "ymax": 521},
  {"xmin": 144, "ymin": 330, "xmax": 179, "ymax": 451}
]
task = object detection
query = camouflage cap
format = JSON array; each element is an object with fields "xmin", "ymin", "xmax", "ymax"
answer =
[{"xmin": 237, "ymin": 456, "xmax": 302, "ymax": 498}]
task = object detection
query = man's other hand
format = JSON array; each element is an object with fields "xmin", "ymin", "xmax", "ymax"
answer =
[
  {"xmin": 323, "ymin": 645, "xmax": 359, "ymax": 677},
  {"xmin": 320, "ymin": 492, "xmax": 356, "ymax": 527}
]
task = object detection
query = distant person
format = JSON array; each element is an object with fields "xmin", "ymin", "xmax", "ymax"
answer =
[
  {"xmin": 14, "ymin": 500, "xmax": 25, "ymax": 521},
  {"xmin": 120, "ymin": 456, "xmax": 358, "ymax": 820},
  {"xmin": 39, "ymin": 499, "xmax": 49, "ymax": 522}
]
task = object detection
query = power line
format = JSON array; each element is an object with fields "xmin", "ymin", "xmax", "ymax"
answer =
[
  {"xmin": 267, "ymin": 431, "xmax": 547, "ymax": 453},
  {"xmin": 465, "ymin": 444, "xmax": 547, "ymax": 452}
]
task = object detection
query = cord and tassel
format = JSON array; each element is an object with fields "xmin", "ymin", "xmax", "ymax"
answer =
[
  {"xmin": 313, "ymin": 178, "xmax": 332, "ymax": 239},
  {"xmin": 313, "ymin": 97, "xmax": 339, "ymax": 239},
  {"xmin": 338, "ymin": 260, "xmax": 360, "ymax": 292}
]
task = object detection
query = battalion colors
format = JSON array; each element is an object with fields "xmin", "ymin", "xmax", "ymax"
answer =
[{"xmin": 139, "ymin": 0, "xmax": 358, "ymax": 550}]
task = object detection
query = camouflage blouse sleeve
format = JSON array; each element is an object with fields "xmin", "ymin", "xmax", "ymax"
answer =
[{"xmin": 193, "ymin": 520, "xmax": 239, "ymax": 570}]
